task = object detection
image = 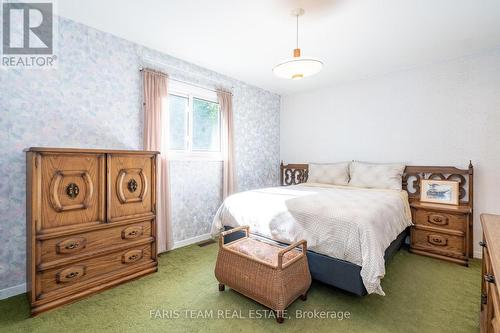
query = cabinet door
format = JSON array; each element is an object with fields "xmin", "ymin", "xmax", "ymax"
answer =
[
  {"xmin": 107, "ymin": 154, "xmax": 156, "ymax": 222},
  {"xmin": 38, "ymin": 153, "xmax": 106, "ymax": 232}
]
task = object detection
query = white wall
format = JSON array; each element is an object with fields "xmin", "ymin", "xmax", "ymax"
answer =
[{"xmin": 281, "ymin": 48, "xmax": 500, "ymax": 258}]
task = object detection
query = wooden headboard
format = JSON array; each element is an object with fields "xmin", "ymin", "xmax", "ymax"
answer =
[{"xmin": 280, "ymin": 161, "xmax": 474, "ymax": 207}]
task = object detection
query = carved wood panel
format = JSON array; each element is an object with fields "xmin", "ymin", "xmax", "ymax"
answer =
[
  {"xmin": 49, "ymin": 170, "xmax": 94, "ymax": 212},
  {"xmin": 56, "ymin": 237, "xmax": 87, "ymax": 255},
  {"xmin": 116, "ymin": 168, "xmax": 148, "ymax": 204},
  {"xmin": 280, "ymin": 162, "xmax": 309, "ymax": 186},
  {"xmin": 39, "ymin": 153, "xmax": 106, "ymax": 232},
  {"xmin": 403, "ymin": 163, "xmax": 473, "ymax": 205},
  {"xmin": 107, "ymin": 154, "xmax": 155, "ymax": 222},
  {"xmin": 280, "ymin": 161, "xmax": 473, "ymax": 207},
  {"xmin": 121, "ymin": 225, "xmax": 145, "ymax": 240},
  {"xmin": 56, "ymin": 265, "xmax": 86, "ymax": 284},
  {"xmin": 122, "ymin": 249, "xmax": 144, "ymax": 264}
]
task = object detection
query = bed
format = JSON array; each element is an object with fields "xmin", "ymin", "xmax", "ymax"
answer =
[{"xmin": 211, "ymin": 162, "xmax": 472, "ymax": 296}]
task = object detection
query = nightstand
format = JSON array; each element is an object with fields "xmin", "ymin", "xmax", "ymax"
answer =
[{"xmin": 409, "ymin": 201, "xmax": 473, "ymax": 266}]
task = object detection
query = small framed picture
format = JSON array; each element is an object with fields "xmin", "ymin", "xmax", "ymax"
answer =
[{"xmin": 420, "ymin": 179, "xmax": 459, "ymax": 205}]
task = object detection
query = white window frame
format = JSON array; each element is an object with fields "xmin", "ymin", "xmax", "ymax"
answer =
[{"xmin": 167, "ymin": 81, "xmax": 222, "ymax": 161}]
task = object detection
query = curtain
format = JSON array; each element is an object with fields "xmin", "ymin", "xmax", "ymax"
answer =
[
  {"xmin": 143, "ymin": 69, "xmax": 173, "ymax": 253},
  {"xmin": 218, "ymin": 90, "xmax": 235, "ymax": 198}
]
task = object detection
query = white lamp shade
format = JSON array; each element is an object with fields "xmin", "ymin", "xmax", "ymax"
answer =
[{"xmin": 272, "ymin": 57, "xmax": 323, "ymax": 79}]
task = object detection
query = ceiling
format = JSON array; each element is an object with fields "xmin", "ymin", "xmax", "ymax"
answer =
[{"xmin": 58, "ymin": 0, "xmax": 500, "ymax": 95}]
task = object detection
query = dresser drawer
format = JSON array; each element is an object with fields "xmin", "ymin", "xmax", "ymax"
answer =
[
  {"xmin": 38, "ymin": 243, "xmax": 153, "ymax": 299},
  {"xmin": 40, "ymin": 220, "xmax": 153, "ymax": 264},
  {"xmin": 414, "ymin": 209, "xmax": 467, "ymax": 232},
  {"xmin": 411, "ymin": 227, "xmax": 466, "ymax": 258}
]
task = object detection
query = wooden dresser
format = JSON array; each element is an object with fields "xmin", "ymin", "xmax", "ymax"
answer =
[
  {"xmin": 480, "ymin": 214, "xmax": 500, "ymax": 333},
  {"xmin": 410, "ymin": 201, "xmax": 473, "ymax": 265},
  {"xmin": 26, "ymin": 148, "xmax": 158, "ymax": 315},
  {"xmin": 405, "ymin": 164, "xmax": 474, "ymax": 266}
]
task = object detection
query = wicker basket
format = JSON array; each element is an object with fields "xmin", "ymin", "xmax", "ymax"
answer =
[{"xmin": 215, "ymin": 226, "xmax": 311, "ymax": 323}]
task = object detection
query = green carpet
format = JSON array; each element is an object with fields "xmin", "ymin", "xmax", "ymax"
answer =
[{"xmin": 0, "ymin": 243, "xmax": 480, "ymax": 333}]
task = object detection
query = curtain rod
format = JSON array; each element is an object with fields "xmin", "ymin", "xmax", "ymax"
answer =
[
  {"xmin": 140, "ymin": 56, "xmax": 234, "ymax": 87},
  {"xmin": 140, "ymin": 67, "xmax": 232, "ymax": 96}
]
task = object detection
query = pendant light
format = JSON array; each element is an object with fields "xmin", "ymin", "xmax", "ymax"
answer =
[{"xmin": 273, "ymin": 8, "xmax": 323, "ymax": 80}]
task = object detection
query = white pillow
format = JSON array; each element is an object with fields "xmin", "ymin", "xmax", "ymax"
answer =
[
  {"xmin": 349, "ymin": 162, "xmax": 405, "ymax": 190},
  {"xmin": 307, "ymin": 162, "xmax": 350, "ymax": 186}
]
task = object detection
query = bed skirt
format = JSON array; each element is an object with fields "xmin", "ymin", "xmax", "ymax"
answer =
[{"xmin": 222, "ymin": 226, "xmax": 409, "ymax": 296}]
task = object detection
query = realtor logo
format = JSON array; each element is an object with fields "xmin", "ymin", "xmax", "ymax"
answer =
[{"xmin": 2, "ymin": 1, "xmax": 57, "ymax": 68}]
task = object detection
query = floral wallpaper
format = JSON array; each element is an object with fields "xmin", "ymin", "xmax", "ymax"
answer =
[
  {"xmin": 169, "ymin": 161, "xmax": 223, "ymax": 241},
  {"xmin": 0, "ymin": 17, "xmax": 280, "ymax": 292}
]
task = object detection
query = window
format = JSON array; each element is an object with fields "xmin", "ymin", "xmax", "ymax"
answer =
[
  {"xmin": 168, "ymin": 94, "xmax": 188, "ymax": 150},
  {"xmin": 167, "ymin": 81, "xmax": 222, "ymax": 159}
]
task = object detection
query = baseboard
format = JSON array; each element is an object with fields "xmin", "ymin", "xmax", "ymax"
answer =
[
  {"xmin": 474, "ymin": 250, "xmax": 482, "ymax": 259},
  {"xmin": 172, "ymin": 233, "xmax": 212, "ymax": 250},
  {"xmin": 0, "ymin": 283, "xmax": 26, "ymax": 300}
]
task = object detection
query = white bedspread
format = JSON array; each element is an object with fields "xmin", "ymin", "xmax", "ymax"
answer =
[{"xmin": 211, "ymin": 183, "xmax": 412, "ymax": 295}]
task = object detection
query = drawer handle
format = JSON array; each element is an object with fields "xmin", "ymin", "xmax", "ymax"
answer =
[
  {"xmin": 56, "ymin": 266, "xmax": 86, "ymax": 284},
  {"xmin": 428, "ymin": 235, "xmax": 448, "ymax": 246},
  {"xmin": 428, "ymin": 214, "xmax": 448, "ymax": 226},
  {"xmin": 66, "ymin": 183, "xmax": 80, "ymax": 199},
  {"xmin": 128, "ymin": 179, "xmax": 138, "ymax": 193},
  {"xmin": 479, "ymin": 241, "xmax": 487, "ymax": 248},
  {"xmin": 122, "ymin": 249, "xmax": 143, "ymax": 264},
  {"xmin": 485, "ymin": 274, "xmax": 496, "ymax": 284},
  {"xmin": 56, "ymin": 237, "xmax": 87, "ymax": 254},
  {"xmin": 122, "ymin": 226, "xmax": 144, "ymax": 240},
  {"xmin": 66, "ymin": 242, "xmax": 78, "ymax": 250}
]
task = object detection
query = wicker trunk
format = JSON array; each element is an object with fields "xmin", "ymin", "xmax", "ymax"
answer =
[{"xmin": 215, "ymin": 226, "xmax": 311, "ymax": 323}]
